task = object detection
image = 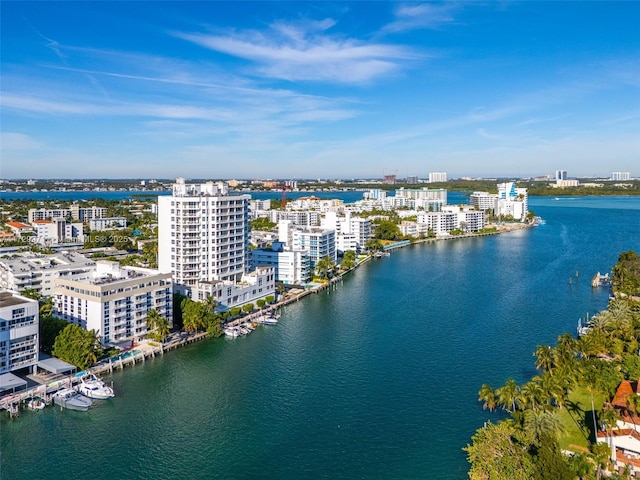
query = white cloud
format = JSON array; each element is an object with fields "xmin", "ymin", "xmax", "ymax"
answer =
[
  {"xmin": 174, "ymin": 19, "xmax": 416, "ymax": 84},
  {"xmin": 382, "ymin": 3, "xmax": 458, "ymax": 33}
]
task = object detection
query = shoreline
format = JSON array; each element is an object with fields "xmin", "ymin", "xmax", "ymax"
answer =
[{"xmin": 0, "ymin": 221, "xmax": 533, "ymax": 417}]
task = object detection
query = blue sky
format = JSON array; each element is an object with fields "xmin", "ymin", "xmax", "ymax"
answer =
[{"xmin": 1, "ymin": 1, "xmax": 639, "ymax": 180}]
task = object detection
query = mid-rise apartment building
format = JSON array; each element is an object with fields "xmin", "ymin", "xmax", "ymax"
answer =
[
  {"xmin": 53, "ymin": 261, "xmax": 172, "ymax": 345},
  {"xmin": 28, "ymin": 206, "xmax": 108, "ymax": 223},
  {"xmin": 0, "ymin": 290, "xmax": 39, "ymax": 375},
  {"xmin": 32, "ymin": 218, "xmax": 84, "ymax": 245},
  {"xmin": 0, "ymin": 251, "xmax": 96, "ymax": 296},
  {"xmin": 89, "ymin": 217, "xmax": 128, "ymax": 231}
]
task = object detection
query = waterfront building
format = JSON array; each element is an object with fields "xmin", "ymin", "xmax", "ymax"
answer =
[
  {"xmin": 290, "ymin": 228, "xmax": 337, "ymax": 269},
  {"xmin": 0, "ymin": 290, "xmax": 39, "ymax": 375},
  {"xmin": 0, "ymin": 251, "xmax": 96, "ymax": 296},
  {"xmin": 395, "ymin": 187, "xmax": 447, "ymax": 204},
  {"xmin": 89, "ymin": 217, "xmax": 128, "ymax": 231},
  {"xmin": 611, "ymin": 172, "xmax": 631, "ymax": 181},
  {"xmin": 428, "ymin": 172, "xmax": 447, "ymax": 183},
  {"xmin": 31, "ymin": 218, "xmax": 84, "ymax": 246},
  {"xmin": 554, "ymin": 179, "xmax": 580, "ymax": 188},
  {"xmin": 555, "ymin": 170, "xmax": 567, "ymax": 181},
  {"xmin": 53, "ymin": 261, "xmax": 172, "ymax": 345},
  {"xmin": 497, "ymin": 182, "xmax": 528, "ymax": 221},
  {"xmin": 469, "ymin": 191, "xmax": 498, "ymax": 211},
  {"xmin": 251, "ymin": 242, "xmax": 311, "ymax": 285},
  {"xmin": 157, "ymin": 178, "xmax": 275, "ymax": 306}
]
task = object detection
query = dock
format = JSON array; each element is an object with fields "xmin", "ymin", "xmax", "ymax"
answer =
[{"xmin": 0, "ymin": 330, "xmax": 208, "ymax": 417}]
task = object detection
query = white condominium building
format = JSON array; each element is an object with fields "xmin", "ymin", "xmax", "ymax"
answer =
[
  {"xmin": 158, "ymin": 178, "xmax": 250, "ymax": 289},
  {"xmin": 266, "ymin": 210, "xmax": 320, "ymax": 227},
  {"xmin": 0, "ymin": 251, "xmax": 96, "ymax": 297},
  {"xmin": 157, "ymin": 178, "xmax": 275, "ymax": 306},
  {"xmin": 291, "ymin": 228, "xmax": 337, "ymax": 268},
  {"xmin": 497, "ymin": 182, "xmax": 528, "ymax": 221},
  {"xmin": 53, "ymin": 261, "xmax": 172, "ymax": 345},
  {"xmin": 251, "ymin": 242, "xmax": 311, "ymax": 285},
  {"xmin": 611, "ymin": 172, "xmax": 631, "ymax": 181},
  {"xmin": 89, "ymin": 217, "xmax": 128, "ymax": 231},
  {"xmin": 28, "ymin": 206, "xmax": 108, "ymax": 223},
  {"xmin": 32, "ymin": 218, "xmax": 84, "ymax": 245},
  {"xmin": 428, "ymin": 172, "xmax": 448, "ymax": 183},
  {"xmin": 469, "ymin": 192, "xmax": 498, "ymax": 211},
  {"xmin": 0, "ymin": 290, "xmax": 39, "ymax": 375}
]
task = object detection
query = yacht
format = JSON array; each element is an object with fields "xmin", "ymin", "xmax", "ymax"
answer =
[
  {"xmin": 53, "ymin": 388, "xmax": 93, "ymax": 411},
  {"xmin": 78, "ymin": 373, "xmax": 115, "ymax": 400}
]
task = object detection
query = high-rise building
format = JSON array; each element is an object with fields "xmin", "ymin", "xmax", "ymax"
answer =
[
  {"xmin": 612, "ymin": 172, "xmax": 631, "ymax": 181},
  {"xmin": 158, "ymin": 178, "xmax": 250, "ymax": 288},
  {"xmin": 428, "ymin": 172, "xmax": 447, "ymax": 183},
  {"xmin": 158, "ymin": 178, "xmax": 275, "ymax": 309},
  {"xmin": 555, "ymin": 170, "xmax": 568, "ymax": 181}
]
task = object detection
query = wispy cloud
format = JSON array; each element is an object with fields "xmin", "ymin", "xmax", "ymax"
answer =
[
  {"xmin": 382, "ymin": 3, "xmax": 458, "ymax": 34},
  {"xmin": 0, "ymin": 132, "xmax": 42, "ymax": 151},
  {"xmin": 173, "ymin": 19, "xmax": 417, "ymax": 84}
]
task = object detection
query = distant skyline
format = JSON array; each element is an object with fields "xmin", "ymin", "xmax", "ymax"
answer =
[{"xmin": 1, "ymin": 1, "xmax": 638, "ymax": 179}]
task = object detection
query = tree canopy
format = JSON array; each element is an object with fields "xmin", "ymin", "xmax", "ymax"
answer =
[{"xmin": 52, "ymin": 323, "xmax": 103, "ymax": 370}]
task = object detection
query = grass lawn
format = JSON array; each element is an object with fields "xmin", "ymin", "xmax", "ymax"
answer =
[{"xmin": 559, "ymin": 387, "xmax": 607, "ymax": 450}]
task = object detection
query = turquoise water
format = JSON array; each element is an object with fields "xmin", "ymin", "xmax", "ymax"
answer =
[{"xmin": 1, "ymin": 196, "xmax": 639, "ymax": 479}]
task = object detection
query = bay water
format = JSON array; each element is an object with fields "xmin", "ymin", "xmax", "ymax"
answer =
[{"xmin": 1, "ymin": 196, "xmax": 639, "ymax": 479}]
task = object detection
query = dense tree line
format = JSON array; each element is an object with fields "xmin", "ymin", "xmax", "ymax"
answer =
[{"xmin": 467, "ymin": 251, "xmax": 640, "ymax": 479}]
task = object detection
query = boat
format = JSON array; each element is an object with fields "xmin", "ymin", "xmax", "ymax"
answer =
[
  {"xmin": 53, "ymin": 388, "xmax": 93, "ymax": 411},
  {"xmin": 27, "ymin": 397, "xmax": 46, "ymax": 411},
  {"xmin": 262, "ymin": 315, "xmax": 278, "ymax": 326},
  {"xmin": 77, "ymin": 372, "xmax": 114, "ymax": 399}
]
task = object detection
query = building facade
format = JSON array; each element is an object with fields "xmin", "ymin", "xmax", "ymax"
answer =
[
  {"xmin": 428, "ymin": 172, "xmax": 447, "ymax": 183},
  {"xmin": 0, "ymin": 251, "xmax": 96, "ymax": 297},
  {"xmin": 53, "ymin": 261, "xmax": 172, "ymax": 345},
  {"xmin": 157, "ymin": 178, "xmax": 275, "ymax": 306},
  {"xmin": 0, "ymin": 290, "xmax": 39, "ymax": 375}
]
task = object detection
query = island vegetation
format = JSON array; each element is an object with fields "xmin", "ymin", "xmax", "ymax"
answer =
[{"xmin": 466, "ymin": 250, "xmax": 640, "ymax": 479}]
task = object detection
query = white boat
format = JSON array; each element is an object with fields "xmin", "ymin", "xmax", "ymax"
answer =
[
  {"xmin": 262, "ymin": 316, "xmax": 278, "ymax": 325},
  {"xmin": 27, "ymin": 397, "xmax": 46, "ymax": 411},
  {"xmin": 53, "ymin": 388, "xmax": 93, "ymax": 411},
  {"xmin": 224, "ymin": 327, "xmax": 238, "ymax": 337},
  {"xmin": 78, "ymin": 373, "xmax": 114, "ymax": 399}
]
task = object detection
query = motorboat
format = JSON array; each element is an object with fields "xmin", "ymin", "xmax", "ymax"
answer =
[
  {"xmin": 27, "ymin": 397, "xmax": 46, "ymax": 411},
  {"xmin": 77, "ymin": 373, "xmax": 115, "ymax": 400},
  {"xmin": 53, "ymin": 388, "xmax": 93, "ymax": 411}
]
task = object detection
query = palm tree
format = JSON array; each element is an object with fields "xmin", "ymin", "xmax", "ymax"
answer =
[
  {"xmin": 147, "ymin": 308, "xmax": 170, "ymax": 342},
  {"xmin": 496, "ymin": 379, "xmax": 520, "ymax": 413},
  {"xmin": 534, "ymin": 345, "xmax": 555, "ymax": 375},
  {"xmin": 203, "ymin": 295, "xmax": 217, "ymax": 315},
  {"xmin": 520, "ymin": 380, "xmax": 544, "ymax": 411},
  {"xmin": 524, "ymin": 409, "xmax": 566, "ymax": 444},
  {"xmin": 539, "ymin": 371, "xmax": 565, "ymax": 410},
  {"xmin": 478, "ymin": 384, "xmax": 497, "ymax": 412},
  {"xmin": 315, "ymin": 256, "xmax": 335, "ymax": 280}
]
